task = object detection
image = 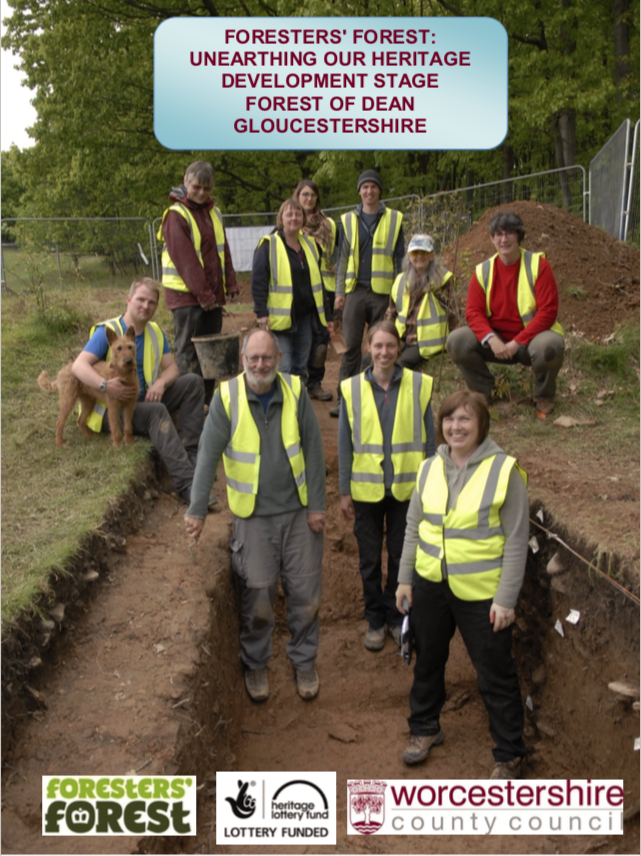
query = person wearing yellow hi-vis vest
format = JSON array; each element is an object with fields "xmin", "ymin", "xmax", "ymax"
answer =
[
  {"xmin": 184, "ymin": 329, "xmax": 326, "ymax": 704},
  {"xmin": 72, "ymin": 278, "xmax": 209, "ymax": 507},
  {"xmin": 251, "ymin": 197, "xmax": 330, "ymax": 380},
  {"xmin": 385, "ymin": 233, "xmax": 457, "ymax": 369},
  {"xmin": 294, "ymin": 179, "xmax": 339, "ymax": 402},
  {"xmin": 395, "ymin": 391, "xmax": 529, "ymax": 779},
  {"xmin": 330, "ymin": 169, "xmax": 405, "ymax": 417},
  {"xmin": 159, "ymin": 161, "xmax": 239, "ymax": 405},
  {"xmin": 447, "ymin": 210, "xmax": 564, "ymax": 416},
  {"xmin": 338, "ymin": 321, "xmax": 434, "ymax": 653}
]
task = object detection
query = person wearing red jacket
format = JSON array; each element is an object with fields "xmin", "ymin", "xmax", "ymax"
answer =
[
  {"xmin": 159, "ymin": 161, "xmax": 239, "ymax": 404},
  {"xmin": 447, "ymin": 211, "xmax": 564, "ymax": 416}
]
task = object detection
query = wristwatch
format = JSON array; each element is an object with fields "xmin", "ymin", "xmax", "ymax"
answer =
[{"xmin": 99, "ymin": 378, "xmax": 108, "ymax": 394}]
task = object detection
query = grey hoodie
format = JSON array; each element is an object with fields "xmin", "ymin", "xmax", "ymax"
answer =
[{"xmin": 397, "ymin": 436, "xmax": 529, "ymax": 608}]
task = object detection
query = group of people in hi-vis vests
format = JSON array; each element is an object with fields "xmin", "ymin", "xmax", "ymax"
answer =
[{"xmin": 154, "ymin": 161, "xmax": 566, "ymax": 780}]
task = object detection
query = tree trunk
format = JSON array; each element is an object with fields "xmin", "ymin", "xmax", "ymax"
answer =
[{"xmin": 613, "ymin": 0, "xmax": 631, "ymax": 99}]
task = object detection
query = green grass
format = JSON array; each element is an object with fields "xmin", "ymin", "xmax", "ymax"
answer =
[{"xmin": 1, "ymin": 271, "xmax": 154, "ymax": 628}]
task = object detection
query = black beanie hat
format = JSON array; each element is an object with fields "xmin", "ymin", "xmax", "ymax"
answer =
[{"xmin": 357, "ymin": 169, "xmax": 383, "ymax": 192}]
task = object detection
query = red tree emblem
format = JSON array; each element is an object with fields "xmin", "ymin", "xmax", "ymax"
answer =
[{"xmin": 348, "ymin": 781, "xmax": 386, "ymax": 835}]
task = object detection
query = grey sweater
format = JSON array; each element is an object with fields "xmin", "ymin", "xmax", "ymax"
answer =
[
  {"xmin": 187, "ymin": 374, "xmax": 326, "ymax": 519},
  {"xmin": 397, "ymin": 437, "xmax": 530, "ymax": 607}
]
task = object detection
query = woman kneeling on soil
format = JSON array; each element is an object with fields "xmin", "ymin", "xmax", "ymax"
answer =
[
  {"xmin": 251, "ymin": 197, "xmax": 329, "ymax": 379},
  {"xmin": 385, "ymin": 233, "xmax": 457, "ymax": 369},
  {"xmin": 396, "ymin": 391, "xmax": 529, "ymax": 779},
  {"xmin": 339, "ymin": 321, "xmax": 435, "ymax": 651}
]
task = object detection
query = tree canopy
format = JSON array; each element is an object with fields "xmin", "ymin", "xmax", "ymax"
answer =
[{"xmin": 2, "ymin": 0, "xmax": 638, "ymax": 221}]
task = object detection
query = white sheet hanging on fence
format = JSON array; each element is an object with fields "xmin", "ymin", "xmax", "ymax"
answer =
[{"xmin": 226, "ymin": 226, "xmax": 273, "ymax": 273}]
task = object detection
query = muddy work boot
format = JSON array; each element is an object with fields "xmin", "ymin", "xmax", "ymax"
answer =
[
  {"xmin": 535, "ymin": 397, "xmax": 555, "ymax": 416},
  {"xmin": 295, "ymin": 667, "xmax": 320, "ymax": 700},
  {"xmin": 402, "ymin": 729, "xmax": 445, "ymax": 766},
  {"xmin": 244, "ymin": 667, "xmax": 269, "ymax": 702},
  {"xmin": 307, "ymin": 385, "xmax": 333, "ymax": 401},
  {"xmin": 329, "ymin": 401, "xmax": 341, "ymax": 418},
  {"xmin": 387, "ymin": 624, "xmax": 402, "ymax": 647},
  {"xmin": 490, "ymin": 757, "xmax": 523, "ymax": 779},
  {"xmin": 364, "ymin": 625, "xmax": 386, "ymax": 651}
]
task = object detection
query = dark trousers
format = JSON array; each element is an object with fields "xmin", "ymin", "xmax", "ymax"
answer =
[
  {"xmin": 408, "ymin": 575, "xmax": 526, "ymax": 762},
  {"xmin": 353, "ymin": 495, "xmax": 408, "ymax": 629},
  {"xmin": 307, "ymin": 292, "xmax": 334, "ymax": 389},
  {"xmin": 172, "ymin": 305, "xmax": 223, "ymax": 405},
  {"xmin": 103, "ymin": 374, "xmax": 204, "ymax": 500},
  {"xmin": 337, "ymin": 287, "xmax": 389, "ymax": 397}
]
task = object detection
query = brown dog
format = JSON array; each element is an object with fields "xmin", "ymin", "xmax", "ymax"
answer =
[{"xmin": 38, "ymin": 326, "xmax": 140, "ymax": 448}]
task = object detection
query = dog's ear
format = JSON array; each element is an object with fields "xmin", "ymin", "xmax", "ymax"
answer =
[
  {"xmin": 105, "ymin": 326, "xmax": 118, "ymax": 345},
  {"xmin": 125, "ymin": 326, "xmax": 136, "ymax": 341}
]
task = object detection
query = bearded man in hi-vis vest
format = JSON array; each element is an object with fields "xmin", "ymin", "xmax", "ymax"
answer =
[
  {"xmin": 447, "ymin": 210, "xmax": 564, "ymax": 417},
  {"xmin": 158, "ymin": 160, "xmax": 239, "ymax": 405},
  {"xmin": 184, "ymin": 329, "xmax": 326, "ymax": 704}
]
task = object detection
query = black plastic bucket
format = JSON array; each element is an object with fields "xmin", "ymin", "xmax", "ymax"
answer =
[{"xmin": 191, "ymin": 332, "xmax": 240, "ymax": 380}]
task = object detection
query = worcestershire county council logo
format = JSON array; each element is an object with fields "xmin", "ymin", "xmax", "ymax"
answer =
[{"xmin": 348, "ymin": 780, "xmax": 387, "ymax": 835}]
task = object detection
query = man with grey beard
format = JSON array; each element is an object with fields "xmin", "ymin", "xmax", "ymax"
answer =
[{"xmin": 185, "ymin": 329, "xmax": 326, "ymax": 703}]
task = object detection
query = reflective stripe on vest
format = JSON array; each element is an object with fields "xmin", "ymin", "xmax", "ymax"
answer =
[
  {"xmin": 259, "ymin": 232, "xmax": 326, "ymax": 332},
  {"xmin": 415, "ymin": 453, "xmax": 527, "ymax": 601},
  {"xmin": 340, "ymin": 368, "xmax": 433, "ymax": 502},
  {"xmin": 220, "ymin": 372, "xmax": 308, "ymax": 517},
  {"xmin": 476, "ymin": 250, "xmax": 564, "ymax": 336},
  {"xmin": 341, "ymin": 208, "xmax": 403, "ymax": 295},
  {"xmin": 320, "ymin": 217, "xmax": 337, "ymax": 293},
  {"xmin": 84, "ymin": 317, "xmax": 162, "ymax": 433},
  {"xmin": 158, "ymin": 203, "xmax": 226, "ymax": 293},
  {"xmin": 392, "ymin": 269, "xmax": 454, "ymax": 357}
]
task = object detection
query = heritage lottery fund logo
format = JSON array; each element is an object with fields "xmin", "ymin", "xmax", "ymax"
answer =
[
  {"xmin": 42, "ymin": 776, "xmax": 197, "ymax": 835},
  {"xmin": 216, "ymin": 771, "xmax": 336, "ymax": 844},
  {"xmin": 347, "ymin": 779, "xmax": 624, "ymax": 836}
]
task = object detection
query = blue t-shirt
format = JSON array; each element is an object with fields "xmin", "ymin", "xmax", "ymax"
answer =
[{"xmin": 84, "ymin": 317, "xmax": 170, "ymax": 401}]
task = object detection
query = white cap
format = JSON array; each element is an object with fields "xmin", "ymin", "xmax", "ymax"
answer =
[{"xmin": 407, "ymin": 234, "xmax": 435, "ymax": 253}]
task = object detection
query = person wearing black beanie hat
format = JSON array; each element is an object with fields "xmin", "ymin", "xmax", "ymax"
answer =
[{"xmin": 329, "ymin": 171, "xmax": 405, "ymax": 417}]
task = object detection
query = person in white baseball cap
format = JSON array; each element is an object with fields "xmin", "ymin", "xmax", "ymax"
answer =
[{"xmin": 385, "ymin": 233, "xmax": 457, "ymax": 369}]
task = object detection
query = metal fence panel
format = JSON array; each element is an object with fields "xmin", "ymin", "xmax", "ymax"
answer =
[
  {"xmin": 589, "ymin": 119, "xmax": 631, "ymax": 239},
  {"xmin": 623, "ymin": 120, "xmax": 640, "ymax": 246},
  {"xmin": 0, "ymin": 217, "xmax": 156, "ymax": 293}
]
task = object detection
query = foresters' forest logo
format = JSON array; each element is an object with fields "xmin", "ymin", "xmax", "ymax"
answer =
[
  {"xmin": 225, "ymin": 780, "xmax": 256, "ymax": 819},
  {"xmin": 348, "ymin": 780, "xmax": 387, "ymax": 835}
]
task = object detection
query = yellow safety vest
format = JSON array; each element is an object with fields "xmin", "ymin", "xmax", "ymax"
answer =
[
  {"xmin": 84, "ymin": 317, "xmax": 163, "ymax": 433},
  {"xmin": 392, "ymin": 269, "xmax": 455, "ymax": 358},
  {"xmin": 476, "ymin": 249, "xmax": 564, "ymax": 336},
  {"xmin": 341, "ymin": 208, "xmax": 403, "ymax": 295},
  {"xmin": 158, "ymin": 202, "xmax": 227, "ymax": 293},
  {"xmin": 415, "ymin": 453, "xmax": 527, "ymax": 601},
  {"xmin": 219, "ymin": 372, "xmax": 308, "ymax": 518},
  {"xmin": 319, "ymin": 217, "xmax": 338, "ymax": 293},
  {"xmin": 341, "ymin": 368, "xmax": 433, "ymax": 502},
  {"xmin": 258, "ymin": 232, "xmax": 327, "ymax": 332}
]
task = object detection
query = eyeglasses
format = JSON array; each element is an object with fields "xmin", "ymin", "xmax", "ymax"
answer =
[{"xmin": 244, "ymin": 354, "xmax": 276, "ymax": 366}]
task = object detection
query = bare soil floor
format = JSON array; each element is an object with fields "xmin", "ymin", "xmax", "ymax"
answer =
[{"xmin": 2, "ymin": 203, "xmax": 640, "ymax": 855}]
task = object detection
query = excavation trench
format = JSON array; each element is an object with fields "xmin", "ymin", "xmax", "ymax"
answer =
[{"xmin": 161, "ymin": 511, "xmax": 640, "ymax": 856}]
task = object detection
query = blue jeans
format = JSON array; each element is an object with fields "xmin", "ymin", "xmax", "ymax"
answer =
[{"xmin": 276, "ymin": 314, "xmax": 314, "ymax": 380}]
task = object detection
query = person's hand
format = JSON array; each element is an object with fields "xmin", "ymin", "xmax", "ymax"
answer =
[
  {"xmin": 144, "ymin": 379, "xmax": 166, "ymax": 403},
  {"xmin": 505, "ymin": 340, "xmax": 520, "ymax": 358},
  {"xmin": 488, "ymin": 335, "xmax": 511, "ymax": 360},
  {"xmin": 489, "ymin": 602, "xmax": 515, "ymax": 632},
  {"xmin": 340, "ymin": 494, "xmax": 354, "ymax": 520},
  {"xmin": 227, "ymin": 288, "xmax": 240, "ymax": 302},
  {"xmin": 256, "ymin": 316, "xmax": 269, "ymax": 329},
  {"xmin": 184, "ymin": 515, "xmax": 205, "ymax": 539},
  {"xmin": 326, "ymin": 321, "xmax": 335, "ymax": 335},
  {"xmin": 334, "ymin": 295, "xmax": 345, "ymax": 312},
  {"xmin": 107, "ymin": 377, "xmax": 138, "ymax": 401},
  {"xmin": 307, "ymin": 511, "xmax": 325, "ymax": 533},
  {"xmin": 396, "ymin": 583, "xmax": 413, "ymax": 613},
  {"xmin": 202, "ymin": 300, "xmax": 219, "ymax": 311}
]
